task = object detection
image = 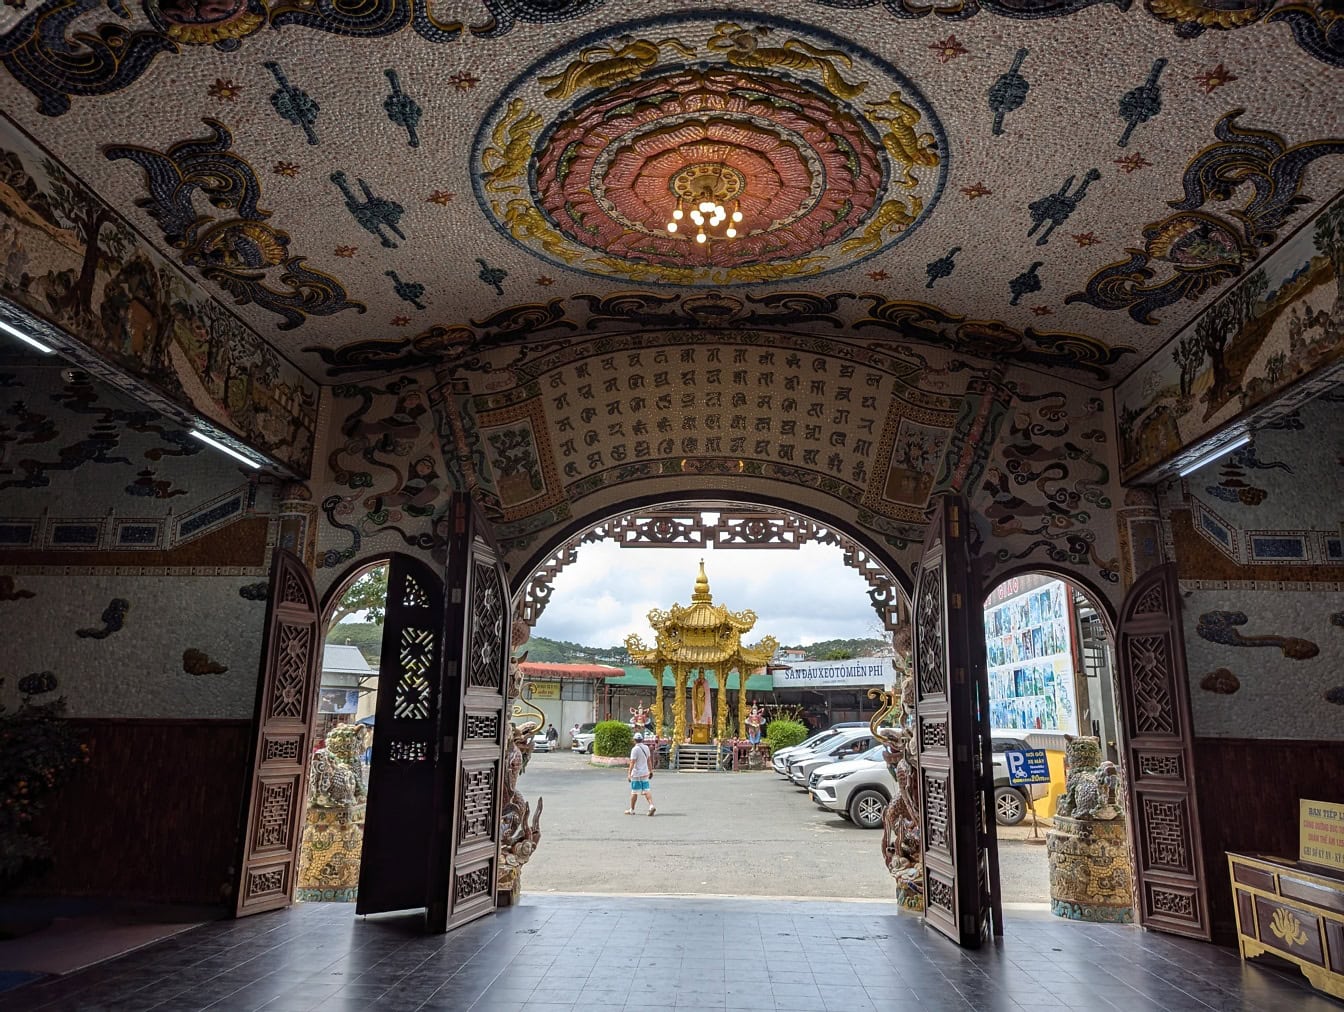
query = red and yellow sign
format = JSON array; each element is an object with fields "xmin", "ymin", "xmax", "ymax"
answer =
[{"xmin": 1300, "ymin": 799, "xmax": 1344, "ymax": 872}]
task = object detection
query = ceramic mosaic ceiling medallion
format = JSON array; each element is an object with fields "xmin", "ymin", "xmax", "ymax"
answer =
[{"xmin": 472, "ymin": 13, "xmax": 947, "ymax": 286}]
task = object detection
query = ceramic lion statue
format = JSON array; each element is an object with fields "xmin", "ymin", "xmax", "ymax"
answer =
[{"xmin": 1054, "ymin": 735, "xmax": 1123, "ymax": 821}]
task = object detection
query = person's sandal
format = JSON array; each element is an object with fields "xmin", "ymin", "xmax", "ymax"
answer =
[
  {"xmin": 624, "ymin": 809, "xmax": 634, "ymax": 815},
  {"xmin": 648, "ymin": 807, "xmax": 656, "ymax": 816}
]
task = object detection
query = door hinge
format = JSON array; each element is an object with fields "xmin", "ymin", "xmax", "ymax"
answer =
[
  {"xmin": 956, "ymin": 743, "xmax": 970, "ymax": 764},
  {"xmin": 443, "ymin": 735, "xmax": 456, "ymax": 753},
  {"xmin": 951, "ymin": 591, "xmax": 962, "ymax": 609},
  {"xmin": 953, "ymin": 666, "xmax": 965, "ymax": 684},
  {"xmin": 451, "ymin": 588, "xmax": 463, "ymax": 604},
  {"xmin": 444, "ymin": 661, "xmax": 458, "ymax": 680}
]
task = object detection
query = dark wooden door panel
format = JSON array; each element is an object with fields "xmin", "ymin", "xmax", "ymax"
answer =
[
  {"xmin": 1116, "ymin": 562, "xmax": 1211, "ymax": 940},
  {"xmin": 913, "ymin": 495, "xmax": 1000, "ymax": 947},
  {"xmin": 356, "ymin": 556, "xmax": 445, "ymax": 915},
  {"xmin": 235, "ymin": 549, "xmax": 320, "ymax": 917}
]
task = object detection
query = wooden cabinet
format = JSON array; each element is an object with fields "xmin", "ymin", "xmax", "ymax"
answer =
[{"xmin": 1227, "ymin": 852, "xmax": 1344, "ymax": 1000}]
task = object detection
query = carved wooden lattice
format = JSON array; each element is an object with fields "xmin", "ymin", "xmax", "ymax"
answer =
[
  {"xmin": 1116, "ymin": 562, "xmax": 1210, "ymax": 940},
  {"xmin": 394, "ymin": 627, "xmax": 434, "ymax": 719},
  {"xmin": 923, "ymin": 772, "xmax": 949, "ymax": 851},
  {"xmin": 916, "ymin": 565, "xmax": 945, "ymax": 697},
  {"xmin": 927, "ymin": 876, "xmax": 954, "ymax": 912},
  {"xmin": 459, "ymin": 765, "xmax": 496, "ymax": 842},
  {"xmin": 403, "ymin": 574, "xmax": 429, "ymax": 608},
  {"xmin": 468, "ymin": 560, "xmax": 505, "ymax": 689},
  {"xmin": 235, "ymin": 549, "xmax": 320, "ymax": 918},
  {"xmin": 253, "ymin": 780, "xmax": 295, "ymax": 850},
  {"xmin": 465, "ymin": 713, "xmax": 501, "ymax": 742},
  {"xmin": 920, "ymin": 718, "xmax": 949, "ymax": 750},
  {"xmin": 389, "ymin": 740, "xmax": 429, "ymax": 762},
  {"xmin": 455, "ymin": 866, "xmax": 492, "ymax": 904}
]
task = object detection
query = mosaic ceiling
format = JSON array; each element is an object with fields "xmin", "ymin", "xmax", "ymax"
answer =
[{"xmin": 0, "ymin": 1, "xmax": 1342, "ymax": 389}]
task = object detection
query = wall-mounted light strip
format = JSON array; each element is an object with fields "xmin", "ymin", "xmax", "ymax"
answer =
[
  {"xmin": 0, "ymin": 318, "xmax": 55, "ymax": 354},
  {"xmin": 191, "ymin": 429, "xmax": 262, "ymax": 469},
  {"xmin": 1177, "ymin": 433, "xmax": 1251, "ymax": 478}
]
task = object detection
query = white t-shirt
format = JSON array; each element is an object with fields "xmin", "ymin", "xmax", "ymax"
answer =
[{"xmin": 629, "ymin": 743, "xmax": 651, "ymax": 778}]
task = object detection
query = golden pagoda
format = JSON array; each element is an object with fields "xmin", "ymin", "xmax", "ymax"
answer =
[{"xmin": 624, "ymin": 561, "xmax": 779, "ymax": 755}]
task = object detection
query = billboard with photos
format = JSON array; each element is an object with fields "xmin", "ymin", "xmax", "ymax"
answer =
[{"xmin": 984, "ymin": 577, "xmax": 1078, "ymax": 735}]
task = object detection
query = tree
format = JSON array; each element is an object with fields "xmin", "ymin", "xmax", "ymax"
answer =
[
  {"xmin": 1173, "ymin": 333, "xmax": 1202, "ymax": 399},
  {"xmin": 329, "ymin": 566, "xmax": 388, "ymax": 627},
  {"xmin": 823, "ymin": 649, "xmax": 854, "ymax": 660},
  {"xmin": 40, "ymin": 157, "xmax": 133, "ymax": 320},
  {"xmin": 1241, "ymin": 268, "xmax": 1268, "ymax": 322}
]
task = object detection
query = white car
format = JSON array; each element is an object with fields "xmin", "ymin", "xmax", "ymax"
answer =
[
  {"xmin": 788, "ymin": 728, "xmax": 877, "ymax": 787},
  {"xmin": 532, "ymin": 732, "xmax": 552, "ymax": 752},
  {"xmin": 808, "ymin": 744, "xmax": 890, "ymax": 828},
  {"xmin": 570, "ymin": 723, "xmax": 597, "ymax": 753},
  {"xmin": 808, "ymin": 737, "xmax": 1050, "ymax": 827},
  {"xmin": 771, "ymin": 723, "xmax": 868, "ymax": 775}
]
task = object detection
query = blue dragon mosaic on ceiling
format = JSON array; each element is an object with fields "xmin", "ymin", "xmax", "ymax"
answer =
[{"xmin": 0, "ymin": 0, "xmax": 1339, "ymax": 119}]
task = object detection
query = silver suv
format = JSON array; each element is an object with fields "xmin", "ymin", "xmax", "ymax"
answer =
[
  {"xmin": 570, "ymin": 723, "xmax": 597, "ymax": 753},
  {"xmin": 788, "ymin": 728, "xmax": 876, "ymax": 787}
]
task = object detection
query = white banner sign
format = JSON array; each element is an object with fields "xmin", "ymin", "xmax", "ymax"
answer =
[{"xmin": 772, "ymin": 656, "xmax": 891, "ymax": 688}]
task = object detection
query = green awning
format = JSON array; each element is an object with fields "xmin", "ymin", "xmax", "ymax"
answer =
[{"xmin": 605, "ymin": 666, "xmax": 773, "ymax": 691}]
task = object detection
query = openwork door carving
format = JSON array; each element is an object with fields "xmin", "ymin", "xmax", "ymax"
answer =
[
  {"xmin": 429, "ymin": 493, "xmax": 511, "ymax": 933},
  {"xmin": 235, "ymin": 549, "xmax": 320, "ymax": 918},
  {"xmin": 1116, "ymin": 562, "xmax": 1210, "ymax": 940},
  {"xmin": 356, "ymin": 555, "xmax": 445, "ymax": 916},
  {"xmin": 912, "ymin": 495, "xmax": 1000, "ymax": 948}
]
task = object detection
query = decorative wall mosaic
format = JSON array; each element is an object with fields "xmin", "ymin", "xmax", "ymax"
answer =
[
  {"xmin": 1116, "ymin": 190, "xmax": 1344, "ymax": 481},
  {"xmin": 1160, "ymin": 393, "xmax": 1344, "ymax": 739},
  {"xmin": 0, "ymin": 120, "xmax": 319, "ymax": 474},
  {"xmin": 0, "ymin": 358, "xmax": 279, "ymax": 718}
]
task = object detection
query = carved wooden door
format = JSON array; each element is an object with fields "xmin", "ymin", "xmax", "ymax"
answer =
[
  {"xmin": 427, "ymin": 493, "xmax": 511, "ymax": 933},
  {"xmin": 234, "ymin": 549, "xmax": 321, "ymax": 917},
  {"xmin": 1116, "ymin": 562, "xmax": 1211, "ymax": 939},
  {"xmin": 912, "ymin": 495, "xmax": 1001, "ymax": 947},
  {"xmin": 356, "ymin": 555, "xmax": 445, "ymax": 915}
]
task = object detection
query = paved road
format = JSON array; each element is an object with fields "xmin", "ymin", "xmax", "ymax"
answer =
[{"xmin": 516, "ymin": 750, "xmax": 1049, "ymax": 903}]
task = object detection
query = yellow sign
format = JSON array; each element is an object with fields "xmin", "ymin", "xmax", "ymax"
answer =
[
  {"xmin": 1300, "ymin": 799, "xmax": 1344, "ymax": 872},
  {"xmin": 526, "ymin": 681, "xmax": 560, "ymax": 700}
]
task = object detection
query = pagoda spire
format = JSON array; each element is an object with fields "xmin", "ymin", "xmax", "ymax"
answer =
[{"xmin": 692, "ymin": 559, "xmax": 712, "ymax": 602}]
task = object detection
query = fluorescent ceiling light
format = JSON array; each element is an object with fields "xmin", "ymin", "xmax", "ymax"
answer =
[
  {"xmin": 1178, "ymin": 433, "xmax": 1251, "ymax": 478},
  {"xmin": 191, "ymin": 429, "xmax": 262, "ymax": 469},
  {"xmin": 0, "ymin": 318, "xmax": 55, "ymax": 354}
]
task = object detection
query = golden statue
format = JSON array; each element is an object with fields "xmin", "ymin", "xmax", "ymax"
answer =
[
  {"xmin": 866, "ymin": 90, "xmax": 940, "ymax": 189},
  {"xmin": 540, "ymin": 36, "xmax": 696, "ymax": 100},
  {"xmin": 708, "ymin": 22, "xmax": 867, "ymax": 101},
  {"xmin": 482, "ymin": 99, "xmax": 543, "ymax": 195}
]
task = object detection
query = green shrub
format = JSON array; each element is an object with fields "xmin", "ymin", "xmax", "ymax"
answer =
[
  {"xmin": 765, "ymin": 719, "xmax": 808, "ymax": 751},
  {"xmin": 593, "ymin": 720, "xmax": 633, "ymax": 757}
]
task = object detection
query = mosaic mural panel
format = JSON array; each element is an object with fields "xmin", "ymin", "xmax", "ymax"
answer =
[
  {"xmin": 0, "ymin": 118, "xmax": 319, "ymax": 474},
  {"xmin": 1117, "ymin": 191, "xmax": 1344, "ymax": 482}
]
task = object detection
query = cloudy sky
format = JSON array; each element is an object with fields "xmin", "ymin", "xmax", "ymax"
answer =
[{"xmin": 530, "ymin": 539, "xmax": 885, "ymax": 648}]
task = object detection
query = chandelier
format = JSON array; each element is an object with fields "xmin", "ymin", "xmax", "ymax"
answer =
[{"xmin": 665, "ymin": 162, "xmax": 744, "ymax": 245}]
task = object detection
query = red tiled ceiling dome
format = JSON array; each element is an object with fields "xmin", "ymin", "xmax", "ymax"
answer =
[{"xmin": 472, "ymin": 14, "xmax": 946, "ymax": 286}]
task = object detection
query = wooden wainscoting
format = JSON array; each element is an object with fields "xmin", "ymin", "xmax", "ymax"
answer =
[
  {"xmin": 26, "ymin": 719, "xmax": 252, "ymax": 906},
  {"xmin": 1193, "ymin": 737, "xmax": 1344, "ymax": 946}
]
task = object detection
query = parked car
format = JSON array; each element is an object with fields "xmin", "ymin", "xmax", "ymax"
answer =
[
  {"xmin": 570, "ymin": 723, "xmax": 597, "ymax": 753},
  {"xmin": 788, "ymin": 728, "xmax": 877, "ymax": 787},
  {"xmin": 808, "ymin": 744, "xmax": 890, "ymax": 828},
  {"xmin": 771, "ymin": 722, "xmax": 868, "ymax": 775},
  {"xmin": 532, "ymin": 732, "xmax": 551, "ymax": 752},
  {"xmin": 807, "ymin": 735, "xmax": 1049, "ymax": 827}
]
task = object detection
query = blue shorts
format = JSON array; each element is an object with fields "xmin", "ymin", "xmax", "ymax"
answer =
[{"xmin": 630, "ymin": 778, "xmax": 651, "ymax": 792}]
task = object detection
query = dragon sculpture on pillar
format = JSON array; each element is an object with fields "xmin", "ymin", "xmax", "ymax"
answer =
[
  {"xmin": 498, "ymin": 618, "xmax": 543, "ymax": 904},
  {"xmin": 869, "ymin": 634, "xmax": 923, "ymax": 911}
]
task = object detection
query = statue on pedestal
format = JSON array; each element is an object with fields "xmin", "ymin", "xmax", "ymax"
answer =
[
  {"xmin": 744, "ymin": 702, "xmax": 766, "ymax": 745},
  {"xmin": 691, "ymin": 671, "xmax": 712, "ymax": 744},
  {"xmin": 297, "ymin": 722, "xmax": 367, "ymax": 901},
  {"xmin": 1047, "ymin": 735, "xmax": 1133, "ymax": 922}
]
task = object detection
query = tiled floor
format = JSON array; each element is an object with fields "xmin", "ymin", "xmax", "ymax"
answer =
[{"xmin": 0, "ymin": 894, "xmax": 1336, "ymax": 1011}]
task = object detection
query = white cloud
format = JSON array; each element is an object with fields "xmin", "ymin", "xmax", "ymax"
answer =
[{"xmin": 531, "ymin": 540, "xmax": 888, "ymax": 648}]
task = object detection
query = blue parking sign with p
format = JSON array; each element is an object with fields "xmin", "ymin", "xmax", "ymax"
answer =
[{"xmin": 1005, "ymin": 749, "xmax": 1051, "ymax": 786}]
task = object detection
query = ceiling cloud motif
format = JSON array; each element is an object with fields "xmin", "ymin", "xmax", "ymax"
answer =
[{"xmin": 474, "ymin": 14, "xmax": 946, "ymax": 285}]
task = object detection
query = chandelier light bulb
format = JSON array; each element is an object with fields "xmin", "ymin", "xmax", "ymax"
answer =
[
  {"xmin": 725, "ymin": 227, "xmax": 737, "ymax": 238},
  {"xmin": 672, "ymin": 208, "xmax": 684, "ymax": 220},
  {"xmin": 696, "ymin": 232, "xmax": 707, "ymax": 244},
  {"xmin": 732, "ymin": 210, "xmax": 743, "ymax": 222},
  {"xmin": 691, "ymin": 211, "xmax": 704, "ymax": 225},
  {"xmin": 666, "ymin": 222, "xmax": 677, "ymax": 233},
  {"xmin": 699, "ymin": 200, "xmax": 714, "ymax": 213}
]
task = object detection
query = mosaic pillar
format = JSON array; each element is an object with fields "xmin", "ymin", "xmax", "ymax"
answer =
[
  {"xmin": 296, "ymin": 803, "xmax": 365, "ymax": 902},
  {"xmin": 275, "ymin": 481, "xmax": 319, "ymax": 570},
  {"xmin": 736, "ymin": 668, "xmax": 748, "ymax": 741},
  {"xmin": 651, "ymin": 669, "xmax": 665, "ymax": 736},
  {"xmin": 714, "ymin": 670, "xmax": 728, "ymax": 741},
  {"xmin": 1046, "ymin": 815, "xmax": 1134, "ymax": 922},
  {"xmin": 1116, "ymin": 486, "xmax": 1165, "ymax": 591}
]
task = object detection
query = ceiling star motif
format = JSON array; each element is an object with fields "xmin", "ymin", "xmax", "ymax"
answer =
[{"xmin": 472, "ymin": 13, "xmax": 946, "ymax": 286}]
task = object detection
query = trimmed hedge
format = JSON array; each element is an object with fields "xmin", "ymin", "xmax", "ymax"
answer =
[
  {"xmin": 765, "ymin": 718, "xmax": 808, "ymax": 752},
  {"xmin": 593, "ymin": 720, "xmax": 634, "ymax": 757}
]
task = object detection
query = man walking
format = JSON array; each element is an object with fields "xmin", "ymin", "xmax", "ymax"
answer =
[{"xmin": 625, "ymin": 732, "xmax": 656, "ymax": 816}]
